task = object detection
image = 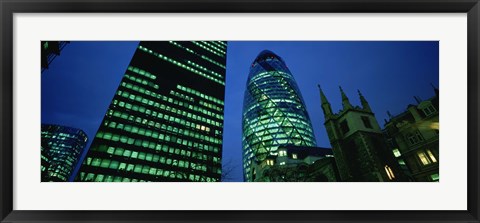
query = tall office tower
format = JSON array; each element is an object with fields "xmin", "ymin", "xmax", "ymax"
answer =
[
  {"xmin": 41, "ymin": 124, "xmax": 88, "ymax": 182},
  {"xmin": 76, "ymin": 41, "xmax": 227, "ymax": 182},
  {"xmin": 242, "ymin": 50, "xmax": 317, "ymax": 182}
]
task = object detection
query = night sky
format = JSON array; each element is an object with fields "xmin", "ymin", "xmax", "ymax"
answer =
[{"xmin": 41, "ymin": 41, "xmax": 439, "ymax": 182}]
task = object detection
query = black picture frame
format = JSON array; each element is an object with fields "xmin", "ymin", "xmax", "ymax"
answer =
[{"xmin": 1, "ymin": 0, "xmax": 479, "ymax": 222}]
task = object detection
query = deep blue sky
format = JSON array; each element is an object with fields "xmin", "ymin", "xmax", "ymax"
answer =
[{"xmin": 42, "ymin": 41, "xmax": 439, "ymax": 182}]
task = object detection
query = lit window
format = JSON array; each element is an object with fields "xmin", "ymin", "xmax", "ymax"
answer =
[
  {"xmin": 417, "ymin": 151, "xmax": 431, "ymax": 165},
  {"xmin": 426, "ymin": 149, "xmax": 437, "ymax": 163},
  {"xmin": 430, "ymin": 173, "xmax": 439, "ymax": 181},
  {"xmin": 292, "ymin": 154, "xmax": 298, "ymax": 159},
  {"xmin": 384, "ymin": 165, "xmax": 395, "ymax": 180},
  {"xmin": 392, "ymin": 149, "xmax": 401, "ymax": 157},
  {"xmin": 266, "ymin": 160, "xmax": 274, "ymax": 165},
  {"xmin": 278, "ymin": 150, "xmax": 287, "ymax": 157}
]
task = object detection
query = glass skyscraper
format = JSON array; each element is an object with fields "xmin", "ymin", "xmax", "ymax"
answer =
[
  {"xmin": 242, "ymin": 50, "xmax": 317, "ymax": 182},
  {"xmin": 41, "ymin": 124, "xmax": 88, "ymax": 182},
  {"xmin": 76, "ymin": 41, "xmax": 227, "ymax": 182}
]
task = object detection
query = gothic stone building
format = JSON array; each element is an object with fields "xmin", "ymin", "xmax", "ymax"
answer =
[{"xmin": 319, "ymin": 85, "xmax": 406, "ymax": 182}]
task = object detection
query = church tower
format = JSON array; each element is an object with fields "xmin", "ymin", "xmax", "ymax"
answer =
[{"xmin": 319, "ymin": 86, "xmax": 405, "ymax": 182}]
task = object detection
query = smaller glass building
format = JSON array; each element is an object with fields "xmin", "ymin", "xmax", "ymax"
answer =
[
  {"xmin": 242, "ymin": 50, "xmax": 317, "ymax": 182},
  {"xmin": 41, "ymin": 124, "xmax": 88, "ymax": 182}
]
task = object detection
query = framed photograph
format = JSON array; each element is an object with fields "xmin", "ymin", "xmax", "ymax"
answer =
[{"xmin": 1, "ymin": 0, "xmax": 479, "ymax": 222}]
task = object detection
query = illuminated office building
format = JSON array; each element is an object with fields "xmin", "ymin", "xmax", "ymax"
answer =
[
  {"xmin": 41, "ymin": 124, "xmax": 88, "ymax": 182},
  {"xmin": 76, "ymin": 41, "xmax": 227, "ymax": 182},
  {"xmin": 242, "ymin": 50, "xmax": 317, "ymax": 182}
]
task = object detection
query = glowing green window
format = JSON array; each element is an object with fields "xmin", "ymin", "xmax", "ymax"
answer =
[
  {"xmin": 112, "ymin": 134, "xmax": 120, "ymax": 142},
  {"xmin": 107, "ymin": 147, "xmax": 115, "ymax": 154},
  {"xmin": 141, "ymin": 166, "xmax": 149, "ymax": 174},
  {"xmin": 143, "ymin": 153, "xmax": 152, "ymax": 161},
  {"xmin": 142, "ymin": 141, "xmax": 149, "ymax": 148},
  {"xmin": 95, "ymin": 175, "xmax": 104, "ymax": 182},
  {"xmin": 114, "ymin": 148, "xmax": 124, "ymax": 156},
  {"xmin": 146, "ymin": 167, "xmax": 155, "ymax": 175},
  {"xmin": 91, "ymin": 158, "xmax": 101, "ymax": 166},
  {"xmin": 110, "ymin": 161, "xmax": 119, "ymax": 169},
  {"xmin": 119, "ymin": 163, "xmax": 126, "ymax": 170},
  {"xmin": 100, "ymin": 159, "xmax": 110, "ymax": 168},
  {"xmin": 148, "ymin": 142, "xmax": 155, "ymax": 150},
  {"xmin": 134, "ymin": 165, "xmax": 142, "ymax": 173},
  {"xmin": 116, "ymin": 123, "xmax": 124, "ymax": 130},
  {"xmin": 155, "ymin": 169, "xmax": 162, "ymax": 176},
  {"xmin": 96, "ymin": 132, "xmax": 104, "ymax": 138},
  {"xmin": 123, "ymin": 150, "xmax": 132, "ymax": 157},
  {"xmin": 103, "ymin": 132, "xmax": 112, "ymax": 140},
  {"xmin": 117, "ymin": 136, "xmax": 127, "ymax": 144},
  {"xmin": 134, "ymin": 140, "xmax": 142, "ymax": 146},
  {"xmin": 138, "ymin": 152, "xmax": 146, "ymax": 160},
  {"xmin": 126, "ymin": 164, "xmax": 134, "ymax": 171},
  {"xmin": 85, "ymin": 157, "xmax": 92, "ymax": 165},
  {"xmin": 144, "ymin": 130, "xmax": 151, "ymax": 137},
  {"xmin": 108, "ymin": 122, "xmax": 116, "ymax": 128}
]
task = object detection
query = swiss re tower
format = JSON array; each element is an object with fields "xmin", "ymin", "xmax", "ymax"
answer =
[{"xmin": 242, "ymin": 50, "xmax": 317, "ymax": 182}]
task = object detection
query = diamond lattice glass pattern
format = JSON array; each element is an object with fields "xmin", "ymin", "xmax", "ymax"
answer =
[{"xmin": 242, "ymin": 50, "xmax": 317, "ymax": 181}]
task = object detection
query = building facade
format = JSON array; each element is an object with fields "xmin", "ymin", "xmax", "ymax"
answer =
[
  {"xmin": 242, "ymin": 50, "xmax": 317, "ymax": 182},
  {"xmin": 251, "ymin": 145, "xmax": 339, "ymax": 182},
  {"xmin": 383, "ymin": 87, "xmax": 439, "ymax": 182},
  {"xmin": 76, "ymin": 41, "xmax": 227, "ymax": 182},
  {"xmin": 320, "ymin": 86, "xmax": 406, "ymax": 182},
  {"xmin": 41, "ymin": 124, "xmax": 88, "ymax": 182}
]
